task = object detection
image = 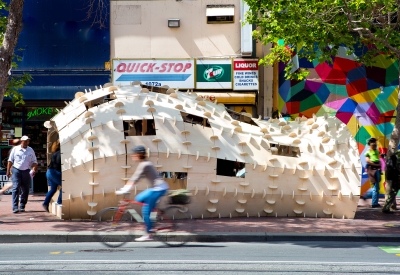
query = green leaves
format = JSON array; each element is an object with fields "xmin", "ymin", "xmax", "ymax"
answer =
[
  {"xmin": 0, "ymin": 2, "xmax": 31, "ymax": 106},
  {"xmin": 243, "ymin": 0, "xmax": 400, "ymax": 80}
]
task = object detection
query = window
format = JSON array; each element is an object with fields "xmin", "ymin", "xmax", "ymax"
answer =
[
  {"xmin": 180, "ymin": 112, "xmax": 211, "ymax": 128},
  {"xmin": 123, "ymin": 119, "xmax": 156, "ymax": 136},
  {"xmin": 271, "ymin": 143, "xmax": 300, "ymax": 158},
  {"xmin": 206, "ymin": 4, "xmax": 234, "ymax": 24},
  {"xmin": 216, "ymin": 159, "xmax": 245, "ymax": 178},
  {"xmin": 159, "ymin": 172, "xmax": 187, "ymax": 190}
]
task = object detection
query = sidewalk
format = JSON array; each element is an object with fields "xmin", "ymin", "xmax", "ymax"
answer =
[{"xmin": 1, "ymin": 194, "xmax": 400, "ymax": 243}]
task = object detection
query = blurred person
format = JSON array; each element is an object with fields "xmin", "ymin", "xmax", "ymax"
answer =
[
  {"xmin": 42, "ymin": 140, "xmax": 61, "ymax": 212},
  {"xmin": 364, "ymin": 138, "xmax": 382, "ymax": 208},
  {"xmin": 116, "ymin": 145, "xmax": 169, "ymax": 241},
  {"xmin": 382, "ymin": 150, "xmax": 400, "ymax": 213}
]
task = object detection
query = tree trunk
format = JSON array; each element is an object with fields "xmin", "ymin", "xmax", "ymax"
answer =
[{"xmin": 0, "ymin": 0, "xmax": 24, "ymax": 109}]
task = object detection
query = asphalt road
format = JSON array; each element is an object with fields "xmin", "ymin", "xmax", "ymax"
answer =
[{"xmin": 1, "ymin": 241, "xmax": 400, "ymax": 274}]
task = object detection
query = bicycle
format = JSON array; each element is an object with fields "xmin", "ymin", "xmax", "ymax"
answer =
[{"xmin": 94, "ymin": 193, "xmax": 192, "ymax": 248}]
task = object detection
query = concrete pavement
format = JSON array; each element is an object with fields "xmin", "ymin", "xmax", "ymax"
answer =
[{"xmin": 1, "ymin": 193, "xmax": 400, "ymax": 243}]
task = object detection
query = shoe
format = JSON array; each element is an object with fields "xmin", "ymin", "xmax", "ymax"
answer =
[
  {"xmin": 12, "ymin": 209, "xmax": 18, "ymax": 213},
  {"xmin": 19, "ymin": 208, "xmax": 25, "ymax": 212},
  {"xmin": 135, "ymin": 235, "xmax": 154, "ymax": 242},
  {"xmin": 372, "ymin": 204, "xmax": 381, "ymax": 208},
  {"xmin": 382, "ymin": 210, "xmax": 394, "ymax": 214},
  {"xmin": 42, "ymin": 204, "xmax": 49, "ymax": 212}
]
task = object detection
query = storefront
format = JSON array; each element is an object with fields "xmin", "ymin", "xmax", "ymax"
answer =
[
  {"xmin": 112, "ymin": 58, "xmax": 260, "ymax": 116},
  {"xmin": 0, "ymin": 103, "xmax": 64, "ymax": 193}
]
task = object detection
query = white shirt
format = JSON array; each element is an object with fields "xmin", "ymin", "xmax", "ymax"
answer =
[{"xmin": 8, "ymin": 145, "xmax": 38, "ymax": 170}]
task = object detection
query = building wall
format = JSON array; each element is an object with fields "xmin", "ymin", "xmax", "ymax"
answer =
[
  {"xmin": 277, "ymin": 47, "xmax": 399, "ymax": 194},
  {"xmin": 10, "ymin": 0, "xmax": 111, "ymax": 101},
  {"xmin": 110, "ymin": 0, "xmax": 273, "ymax": 118},
  {"xmin": 111, "ymin": 0, "xmax": 240, "ymax": 59}
]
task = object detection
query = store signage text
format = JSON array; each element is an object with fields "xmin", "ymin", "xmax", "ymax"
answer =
[
  {"xmin": 204, "ymin": 66, "xmax": 224, "ymax": 81},
  {"xmin": 0, "ymin": 175, "xmax": 11, "ymax": 188},
  {"xmin": 196, "ymin": 60, "xmax": 232, "ymax": 89},
  {"xmin": 27, "ymin": 107, "xmax": 59, "ymax": 120},
  {"xmin": 113, "ymin": 59, "xmax": 195, "ymax": 89},
  {"xmin": 199, "ymin": 95, "xmax": 216, "ymax": 102},
  {"xmin": 233, "ymin": 59, "xmax": 259, "ymax": 90},
  {"xmin": 116, "ymin": 62, "xmax": 192, "ymax": 73}
]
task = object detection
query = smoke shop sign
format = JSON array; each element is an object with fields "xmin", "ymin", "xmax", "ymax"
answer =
[
  {"xmin": 196, "ymin": 59, "xmax": 232, "ymax": 89},
  {"xmin": 233, "ymin": 59, "xmax": 259, "ymax": 90},
  {"xmin": 27, "ymin": 107, "xmax": 58, "ymax": 120}
]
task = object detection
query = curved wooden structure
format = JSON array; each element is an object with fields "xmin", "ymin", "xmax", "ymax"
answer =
[{"xmin": 49, "ymin": 85, "xmax": 362, "ymax": 220}]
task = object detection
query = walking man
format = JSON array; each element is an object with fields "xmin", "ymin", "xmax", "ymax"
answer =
[{"xmin": 6, "ymin": 136, "xmax": 38, "ymax": 213}]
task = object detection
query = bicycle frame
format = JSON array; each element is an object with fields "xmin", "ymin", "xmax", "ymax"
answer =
[{"xmin": 114, "ymin": 198, "xmax": 174, "ymax": 232}]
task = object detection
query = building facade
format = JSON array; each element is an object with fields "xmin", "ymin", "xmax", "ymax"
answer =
[
  {"xmin": 109, "ymin": 0, "xmax": 273, "ymax": 118},
  {"xmin": 0, "ymin": 0, "xmax": 110, "ymax": 192}
]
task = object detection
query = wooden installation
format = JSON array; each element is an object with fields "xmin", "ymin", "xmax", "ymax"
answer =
[{"xmin": 49, "ymin": 84, "xmax": 362, "ymax": 220}]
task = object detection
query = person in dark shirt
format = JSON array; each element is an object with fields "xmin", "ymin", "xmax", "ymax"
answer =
[{"xmin": 42, "ymin": 140, "xmax": 61, "ymax": 212}]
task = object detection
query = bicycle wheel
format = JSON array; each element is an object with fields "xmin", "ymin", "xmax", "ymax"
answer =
[
  {"xmin": 94, "ymin": 207, "xmax": 134, "ymax": 248},
  {"xmin": 154, "ymin": 206, "xmax": 191, "ymax": 247}
]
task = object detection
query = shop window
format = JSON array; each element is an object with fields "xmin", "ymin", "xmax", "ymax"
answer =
[
  {"xmin": 216, "ymin": 159, "xmax": 245, "ymax": 178},
  {"xmin": 180, "ymin": 112, "xmax": 211, "ymax": 128},
  {"xmin": 123, "ymin": 119, "xmax": 156, "ymax": 136},
  {"xmin": 226, "ymin": 109, "xmax": 258, "ymax": 126},
  {"xmin": 159, "ymin": 171, "xmax": 187, "ymax": 190}
]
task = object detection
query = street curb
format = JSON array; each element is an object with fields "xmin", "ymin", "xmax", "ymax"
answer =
[{"xmin": 1, "ymin": 231, "xmax": 400, "ymax": 243}]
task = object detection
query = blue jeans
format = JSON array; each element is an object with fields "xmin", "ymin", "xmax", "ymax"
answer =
[
  {"xmin": 371, "ymin": 182, "xmax": 380, "ymax": 206},
  {"xmin": 11, "ymin": 167, "xmax": 31, "ymax": 211},
  {"xmin": 135, "ymin": 188, "xmax": 167, "ymax": 233},
  {"xmin": 44, "ymin": 169, "xmax": 62, "ymax": 205}
]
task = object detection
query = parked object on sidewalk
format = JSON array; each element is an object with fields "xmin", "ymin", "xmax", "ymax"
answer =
[
  {"xmin": 6, "ymin": 136, "xmax": 38, "ymax": 213},
  {"xmin": 43, "ymin": 140, "xmax": 62, "ymax": 212},
  {"xmin": 50, "ymin": 84, "xmax": 363, "ymax": 220}
]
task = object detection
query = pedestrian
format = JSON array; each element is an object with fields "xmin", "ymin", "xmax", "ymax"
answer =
[
  {"xmin": 116, "ymin": 145, "xmax": 169, "ymax": 241},
  {"xmin": 364, "ymin": 138, "xmax": 382, "ymax": 208},
  {"xmin": 6, "ymin": 136, "xmax": 38, "ymax": 213},
  {"xmin": 382, "ymin": 150, "xmax": 400, "ymax": 213},
  {"xmin": 42, "ymin": 140, "xmax": 61, "ymax": 212}
]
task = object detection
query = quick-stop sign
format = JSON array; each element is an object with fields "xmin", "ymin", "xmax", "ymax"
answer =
[{"xmin": 233, "ymin": 59, "xmax": 259, "ymax": 90}]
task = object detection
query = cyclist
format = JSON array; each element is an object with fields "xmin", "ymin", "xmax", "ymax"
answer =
[{"xmin": 116, "ymin": 145, "xmax": 169, "ymax": 241}]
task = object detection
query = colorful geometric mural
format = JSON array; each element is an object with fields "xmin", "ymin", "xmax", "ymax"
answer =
[{"xmin": 278, "ymin": 47, "xmax": 399, "ymax": 194}]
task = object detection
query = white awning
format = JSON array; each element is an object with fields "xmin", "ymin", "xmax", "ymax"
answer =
[{"xmin": 206, "ymin": 6, "xmax": 234, "ymax": 17}]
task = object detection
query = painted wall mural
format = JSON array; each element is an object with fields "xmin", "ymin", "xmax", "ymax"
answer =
[{"xmin": 278, "ymin": 47, "xmax": 399, "ymax": 194}]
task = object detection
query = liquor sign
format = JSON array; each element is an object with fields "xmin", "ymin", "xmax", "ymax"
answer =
[
  {"xmin": 233, "ymin": 59, "xmax": 259, "ymax": 90},
  {"xmin": 196, "ymin": 59, "xmax": 232, "ymax": 89},
  {"xmin": 112, "ymin": 59, "xmax": 195, "ymax": 89}
]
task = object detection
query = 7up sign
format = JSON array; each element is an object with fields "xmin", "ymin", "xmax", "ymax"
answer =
[{"xmin": 196, "ymin": 59, "xmax": 232, "ymax": 89}]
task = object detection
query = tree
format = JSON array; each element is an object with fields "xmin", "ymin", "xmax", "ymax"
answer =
[
  {"xmin": 244, "ymin": 0, "xmax": 400, "ymax": 156},
  {"xmin": 83, "ymin": 0, "xmax": 109, "ymax": 29},
  {"xmin": 0, "ymin": 0, "xmax": 31, "ymax": 109}
]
